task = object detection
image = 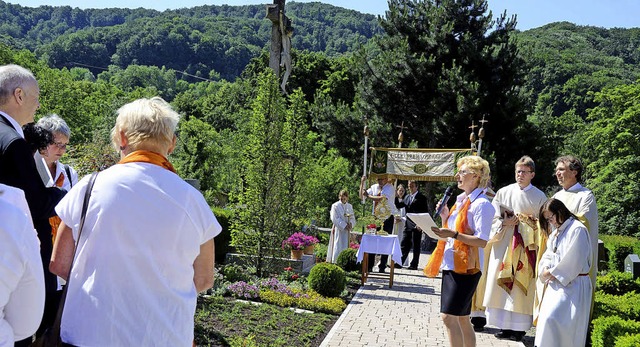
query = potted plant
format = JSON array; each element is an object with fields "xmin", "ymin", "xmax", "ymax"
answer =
[
  {"xmin": 282, "ymin": 232, "xmax": 307, "ymax": 260},
  {"xmin": 303, "ymin": 234, "xmax": 319, "ymax": 255}
]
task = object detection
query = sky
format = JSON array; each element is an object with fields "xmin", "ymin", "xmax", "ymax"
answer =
[{"xmin": 5, "ymin": 0, "xmax": 640, "ymax": 31}]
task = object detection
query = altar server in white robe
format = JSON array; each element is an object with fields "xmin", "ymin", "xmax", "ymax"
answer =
[
  {"xmin": 483, "ymin": 156, "xmax": 547, "ymax": 342},
  {"xmin": 535, "ymin": 198, "xmax": 592, "ymax": 347},
  {"xmin": 552, "ymin": 155, "xmax": 598, "ymax": 306},
  {"xmin": 327, "ymin": 190, "xmax": 356, "ymax": 263}
]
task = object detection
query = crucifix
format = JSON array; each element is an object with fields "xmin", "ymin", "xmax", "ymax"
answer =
[
  {"xmin": 477, "ymin": 115, "xmax": 488, "ymax": 157},
  {"xmin": 266, "ymin": 0, "xmax": 293, "ymax": 93},
  {"xmin": 469, "ymin": 120, "xmax": 478, "ymax": 154},
  {"xmin": 396, "ymin": 121, "xmax": 407, "ymax": 148}
]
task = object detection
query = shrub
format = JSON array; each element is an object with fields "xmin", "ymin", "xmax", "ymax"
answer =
[
  {"xmin": 296, "ymin": 290, "xmax": 347, "ymax": 315},
  {"xmin": 591, "ymin": 315, "xmax": 640, "ymax": 347},
  {"xmin": 221, "ymin": 263, "xmax": 252, "ymax": 283},
  {"xmin": 615, "ymin": 334, "xmax": 640, "ymax": 347},
  {"xmin": 597, "ymin": 271, "xmax": 640, "ymax": 295},
  {"xmin": 601, "ymin": 235, "xmax": 640, "ymax": 272},
  {"xmin": 336, "ymin": 248, "xmax": 359, "ymax": 272},
  {"xmin": 212, "ymin": 207, "xmax": 233, "ymax": 265},
  {"xmin": 228, "ymin": 281, "xmax": 260, "ymax": 300},
  {"xmin": 314, "ymin": 243, "xmax": 328, "ymax": 262},
  {"xmin": 594, "ymin": 292, "xmax": 640, "ymax": 321},
  {"xmin": 307, "ymin": 263, "xmax": 346, "ymax": 298}
]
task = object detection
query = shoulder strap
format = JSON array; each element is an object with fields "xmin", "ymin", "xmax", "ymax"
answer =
[
  {"xmin": 64, "ymin": 164, "xmax": 73, "ymax": 188},
  {"xmin": 50, "ymin": 171, "xmax": 98, "ymax": 341}
]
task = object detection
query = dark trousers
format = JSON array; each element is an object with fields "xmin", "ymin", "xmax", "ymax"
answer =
[
  {"xmin": 401, "ymin": 227, "xmax": 423, "ymax": 267},
  {"xmin": 367, "ymin": 215, "xmax": 394, "ymax": 271}
]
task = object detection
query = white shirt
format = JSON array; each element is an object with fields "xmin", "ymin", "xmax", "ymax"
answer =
[
  {"xmin": 55, "ymin": 162, "xmax": 222, "ymax": 346},
  {"xmin": 367, "ymin": 183, "xmax": 398, "ymax": 216},
  {"xmin": 33, "ymin": 152, "xmax": 79, "ymax": 190},
  {"xmin": 0, "ymin": 199, "xmax": 45, "ymax": 346},
  {"xmin": 0, "ymin": 184, "xmax": 33, "ymax": 221},
  {"xmin": 0, "ymin": 111, "xmax": 23, "ymax": 138},
  {"xmin": 442, "ymin": 187, "xmax": 495, "ymax": 270}
]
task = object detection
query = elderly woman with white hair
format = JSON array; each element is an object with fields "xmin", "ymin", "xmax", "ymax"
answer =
[
  {"xmin": 425, "ymin": 155, "xmax": 495, "ymax": 347},
  {"xmin": 34, "ymin": 114, "xmax": 78, "ymax": 243},
  {"xmin": 50, "ymin": 97, "xmax": 222, "ymax": 346}
]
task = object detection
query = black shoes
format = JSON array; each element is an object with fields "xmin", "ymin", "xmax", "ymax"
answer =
[
  {"xmin": 494, "ymin": 329, "xmax": 525, "ymax": 342},
  {"xmin": 471, "ymin": 317, "xmax": 486, "ymax": 332},
  {"xmin": 407, "ymin": 266, "xmax": 418, "ymax": 270},
  {"xmin": 393, "ymin": 263, "xmax": 403, "ymax": 269},
  {"xmin": 378, "ymin": 267, "xmax": 386, "ymax": 273}
]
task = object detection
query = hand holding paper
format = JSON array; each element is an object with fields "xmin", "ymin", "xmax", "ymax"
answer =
[{"xmin": 406, "ymin": 213, "xmax": 447, "ymax": 240}]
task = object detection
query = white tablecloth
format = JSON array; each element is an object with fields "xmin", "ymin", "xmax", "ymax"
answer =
[{"xmin": 356, "ymin": 234, "xmax": 402, "ymax": 265}]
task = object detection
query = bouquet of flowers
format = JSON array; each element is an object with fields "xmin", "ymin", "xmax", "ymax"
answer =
[{"xmin": 366, "ymin": 223, "xmax": 377, "ymax": 234}]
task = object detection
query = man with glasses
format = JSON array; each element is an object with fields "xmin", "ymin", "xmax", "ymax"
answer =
[
  {"xmin": 552, "ymin": 155, "xmax": 598, "ymax": 314},
  {"xmin": 481, "ymin": 156, "xmax": 547, "ymax": 341}
]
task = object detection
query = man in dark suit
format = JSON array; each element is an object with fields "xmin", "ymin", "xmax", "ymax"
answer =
[
  {"xmin": 0, "ymin": 64, "xmax": 66, "ymax": 345},
  {"xmin": 394, "ymin": 180, "xmax": 429, "ymax": 270}
]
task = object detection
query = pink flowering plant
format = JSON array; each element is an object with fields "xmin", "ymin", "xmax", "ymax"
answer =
[{"xmin": 281, "ymin": 232, "xmax": 318, "ymax": 250}]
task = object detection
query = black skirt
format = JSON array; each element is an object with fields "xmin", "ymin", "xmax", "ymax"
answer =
[{"xmin": 440, "ymin": 270, "xmax": 482, "ymax": 316}]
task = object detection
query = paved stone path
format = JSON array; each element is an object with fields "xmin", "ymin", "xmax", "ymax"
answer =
[{"xmin": 320, "ymin": 253, "xmax": 533, "ymax": 347}]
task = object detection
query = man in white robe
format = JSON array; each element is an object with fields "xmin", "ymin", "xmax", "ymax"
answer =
[
  {"xmin": 327, "ymin": 190, "xmax": 356, "ymax": 263},
  {"xmin": 551, "ymin": 155, "xmax": 598, "ymax": 309},
  {"xmin": 483, "ymin": 156, "xmax": 547, "ymax": 341}
]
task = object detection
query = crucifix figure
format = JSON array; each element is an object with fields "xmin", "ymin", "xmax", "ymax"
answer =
[
  {"xmin": 266, "ymin": 0, "xmax": 293, "ymax": 93},
  {"xmin": 396, "ymin": 121, "xmax": 407, "ymax": 148}
]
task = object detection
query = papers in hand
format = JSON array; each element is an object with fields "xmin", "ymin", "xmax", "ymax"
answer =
[{"xmin": 406, "ymin": 213, "xmax": 447, "ymax": 240}]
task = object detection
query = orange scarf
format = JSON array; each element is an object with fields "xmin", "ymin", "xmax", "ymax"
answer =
[
  {"xmin": 424, "ymin": 197, "xmax": 481, "ymax": 277},
  {"xmin": 118, "ymin": 150, "xmax": 176, "ymax": 173},
  {"xmin": 50, "ymin": 172, "xmax": 65, "ymax": 243}
]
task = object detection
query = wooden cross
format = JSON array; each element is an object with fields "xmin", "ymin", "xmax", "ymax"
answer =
[
  {"xmin": 396, "ymin": 121, "xmax": 407, "ymax": 147},
  {"xmin": 266, "ymin": 0, "xmax": 292, "ymax": 90}
]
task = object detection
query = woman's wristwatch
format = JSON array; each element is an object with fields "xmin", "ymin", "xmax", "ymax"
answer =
[{"xmin": 452, "ymin": 231, "xmax": 459, "ymax": 239}]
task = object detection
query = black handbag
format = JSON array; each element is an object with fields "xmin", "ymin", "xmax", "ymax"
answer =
[{"xmin": 31, "ymin": 172, "xmax": 98, "ymax": 347}]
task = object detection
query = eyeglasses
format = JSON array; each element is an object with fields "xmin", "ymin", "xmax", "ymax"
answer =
[
  {"xmin": 52, "ymin": 142, "xmax": 68, "ymax": 150},
  {"xmin": 457, "ymin": 170, "xmax": 473, "ymax": 176},
  {"xmin": 516, "ymin": 170, "xmax": 533, "ymax": 174}
]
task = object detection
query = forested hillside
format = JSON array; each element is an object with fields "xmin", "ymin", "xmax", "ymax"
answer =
[
  {"xmin": 1, "ymin": 0, "xmax": 639, "ymax": 237},
  {"xmin": 0, "ymin": 0, "xmax": 381, "ymax": 80}
]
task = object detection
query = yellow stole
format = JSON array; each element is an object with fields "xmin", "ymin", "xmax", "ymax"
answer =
[
  {"xmin": 424, "ymin": 197, "xmax": 480, "ymax": 277},
  {"xmin": 118, "ymin": 150, "xmax": 176, "ymax": 173}
]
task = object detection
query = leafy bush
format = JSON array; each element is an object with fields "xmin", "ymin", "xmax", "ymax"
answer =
[
  {"xmin": 221, "ymin": 263, "xmax": 253, "ymax": 283},
  {"xmin": 314, "ymin": 243, "xmax": 328, "ymax": 262},
  {"xmin": 336, "ymin": 248, "xmax": 359, "ymax": 272},
  {"xmin": 600, "ymin": 235, "xmax": 640, "ymax": 271},
  {"xmin": 258, "ymin": 289, "xmax": 346, "ymax": 315},
  {"xmin": 307, "ymin": 263, "xmax": 346, "ymax": 298},
  {"xmin": 597, "ymin": 271, "xmax": 640, "ymax": 295},
  {"xmin": 615, "ymin": 334, "xmax": 640, "ymax": 347},
  {"xmin": 212, "ymin": 207, "xmax": 234, "ymax": 265},
  {"xmin": 591, "ymin": 315, "xmax": 640, "ymax": 347},
  {"xmin": 228, "ymin": 281, "xmax": 260, "ymax": 299},
  {"xmin": 594, "ymin": 292, "xmax": 640, "ymax": 321}
]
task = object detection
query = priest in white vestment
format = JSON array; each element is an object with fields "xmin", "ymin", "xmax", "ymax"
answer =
[
  {"xmin": 483, "ymin": 156, "xmax": 547, "ymax": 342},
  {"xmin": 535, "ymin": 198, "xmax": 592, "ymax": 347},
  {"xmin": 551, "ymin": 156, "xmax": 598, "ymax": 307},
  {"xmin": 327, "ymin": 190, "xmax": 356, "ymax": 263}
]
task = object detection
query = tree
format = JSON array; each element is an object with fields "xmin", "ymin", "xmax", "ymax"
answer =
[
  {"xmin": 231, "ymin": 70, "xmax": 289, "ymax": 276},
  {"xmin": 569, "ymin": 81, "xmax": 640, "ymax": 237},
  {"xmin": 356, "ymin": 0, "xmax": 532, "ymax": 187}
]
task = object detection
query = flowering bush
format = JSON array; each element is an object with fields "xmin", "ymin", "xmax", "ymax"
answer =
[
  {"xmin": 228, "ymin": 281, "xmax": 259, "ymax": 299},
  {"xmin": 282, "ymin": 232, "xmax": 318, "ymax": 250},
  {"xmin": 349, "ymin": 242, "xmax": 360, "ymax": 250},
  {"xmin": 278, "ymin": 267, "xmax": 301, "ymax": 283}
]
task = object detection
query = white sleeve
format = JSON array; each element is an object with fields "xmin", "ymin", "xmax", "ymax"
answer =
[{"xmin": 0, "ymin": 209, "xmax": 45, "ymax": 341}]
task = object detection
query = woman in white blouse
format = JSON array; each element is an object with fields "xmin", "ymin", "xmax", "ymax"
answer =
[{"xmin": 327, "ymin": 190, "xmax": 356, "ymax": 263}]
